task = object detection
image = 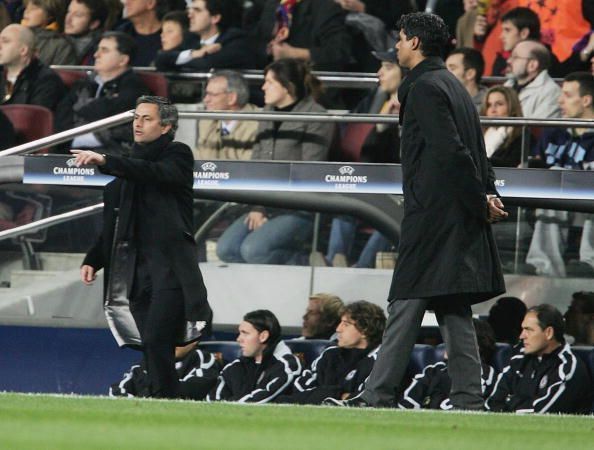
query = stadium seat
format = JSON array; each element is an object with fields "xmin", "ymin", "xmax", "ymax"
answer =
[
  {"xmin": 285, "ymin": 339, "xmax": 331, "ymax": 367},
  {"xmin": 0, "ymin": 105, "xmax": 54, "ymax": 151},
  {"xmin": 407, "ymin": 344, "xmax": 436, "ymax": 377},
  {"xmin": 55, "ymin": 69, "xmax": 88, "ymax": 88},
  {"xmin": 336, "ymin": 123, "xmax": 374, "ymax": 162},
  {"xmin": 198, "ymin": 341, "xmax": 242, "ymax": 365},
  {"xmin": 138, "ymin": 72, "xmax": 169, "ymax": 97},
  {"xmin": 492, "ymin": 343, "xmax": 512, "ymax": 372}
]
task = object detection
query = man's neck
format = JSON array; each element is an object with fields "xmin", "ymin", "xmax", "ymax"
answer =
[
  {"xmin": 537, "ymin": 341, "xmax": 562, "ymax": 357},
  {"xmin": 408, "ymin": 54, "xmax": 428, "ymax": 71},
  {"xmin": 200, "ymin": 26, "xmax": 219, "ymax": 42},
  {"xmin": 130, "ymin": 12, "xmax": 160, "ymax": 35},
  {"xmin": 5, "ymin": 58, "xmax": 29, "ymax": 80},
  {"xmin": 517, "ymin": 72, "xmax": 538, "ymax": 87},
  {"xmin": 575, "ymin": 110, "xmax": 594, "ymax": 135},
  {"xmin": 466, "ymin": 82, "xmax": 479, "ymax": 97},
  {"xmin": 97, "ymin": 67, "xmax": 127, "ymax": 83}
]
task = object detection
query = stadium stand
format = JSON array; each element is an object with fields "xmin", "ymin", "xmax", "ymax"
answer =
[{"xmin": 0, "ymin": 104, "xmax": 54, "ymax": 149}]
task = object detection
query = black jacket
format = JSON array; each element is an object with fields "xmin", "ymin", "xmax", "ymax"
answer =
[
  {"xmin": 0, "ymin": 59, "xmax": 66, "ymax": 111},
  {"xmin": 0, "ymin": 110, "xmax": 15, "ymax": 150},
  {"xmin": 207, "ymin": 341, "xmax": 301, "ymax": 403},
  {"xmin": 485, "ymin": 344, "xmax": 593, "ymax": 414},
  {"xmin": 155, "ymin": 28, "xmax": 257, "ymax": 72},
  {"xmin": 389, "ymin": 57, "xmax": 505, "ymax": 304},
  {"xmin": 83, "ymin": 135, "xmax": 212, "ymax": 346}
]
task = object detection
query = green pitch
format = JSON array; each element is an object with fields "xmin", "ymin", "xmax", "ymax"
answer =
[{"xmin": 0, "ymin": 393, "xmax": 591, "ymax": 450}]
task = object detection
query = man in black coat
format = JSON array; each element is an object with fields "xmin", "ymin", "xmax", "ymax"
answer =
[
  {"xmin": 334, "ymin": 13, "xmax": 507, "ymax": 410},
  {"xmin": 73, "ymin": 96, "xmax": 212, "ymax": 399}
]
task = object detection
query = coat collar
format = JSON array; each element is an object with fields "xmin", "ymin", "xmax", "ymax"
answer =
[
  {"xmin": 132, "ymin": 134, "xmax": 173, "ymax": 161},
  {"xmin": 397, "ymin": 56, "xmax": 445, "ymax": 124}
]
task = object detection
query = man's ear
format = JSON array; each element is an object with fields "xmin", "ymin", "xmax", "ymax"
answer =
[
  {"xmin": 120, "ymin": 53, "xmax": 130, "ymax": 68},
  {"xmin": 465, "ymin": 67, "xmax": 477, "ymax": 83},
  {"xmin": 410, "ymin": 36, "xmax": 420, "ymax": 52},
  {"xmin": 160, "ymin": 123, "xmax": 173, "ymax": 135},
  {"xmin": 544, "ymin": 326, "xmax": 555, "ymax": 341},
  {"xmin": 228, "ymin": 91, "xmax": 238, "ymax": 107},
  {"xmin": 212, "ymin": 14, "xmax": 222, "ymax": 27},
  {"xmin": 582, "ymin": 94, "xmax": 593, "ymax": 109},
  {"xmin": 519, "ymin": 28, "xmax": 530, "ymax": 40},
  {"xmin": 89, "ymin": 19, "xmax": 101, "ymax": 31}
]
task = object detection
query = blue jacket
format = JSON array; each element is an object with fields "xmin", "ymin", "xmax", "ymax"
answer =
[{"xmin": 533, "ymin": 127, "xmax": 594, "ymax": 170}]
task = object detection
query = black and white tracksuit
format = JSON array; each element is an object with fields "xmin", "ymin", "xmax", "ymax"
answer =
[
  {"xmin": 398, "ymin": 361, "xmax": 496, "ymax": 410},
  {"xmin": 109, "ymin": 348, "xmax": 221, "ymax": 400},
  {"xmin": 485, "ymin": 343, "xmax": 593, "ymax": 414},
  {"xmin": 207, "ymin": 341, "xmax": 301, "ymax": 403},
  {"xmin": 282, "ymin": 345, "xmax": 379, "ymax": 404}
]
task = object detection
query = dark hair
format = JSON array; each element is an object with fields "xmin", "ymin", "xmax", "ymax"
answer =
[
  {"xmin": 26, "ymin": 0, "xmax": 68, "ymax": 31},
  {"xmin": 100, "ymin": 31, "xmax": 136, "ymax": 65},
  {"xmin": 564, "ymin": 72, "xmax": 594, "ymax": 102},
  {"xmin": 473, "ymin": 319, "xmax": 496, "ymax": 365},
  {"xmin": 243, "ymin": 309, "xmax": 282, "ymax": 347},
  {"xmin": 448, "ymin": 47, "xmax": 485, "ymax": 83},
  {"xmin": 264, "ymin": 58, "xmax": 322, "ymax": 102},
  {"xmin": 501, "ymin": 7, "xmax": 541, "ymax": 40},
  {"xmin": 488, "ymin": 296, "xmax": 527, "ymax": 345},
  {"xmin": 480, "ymin": 86, "xmax": 523, "ymax": 147},
  {"xmin": 342, "ymin": 301, "xmax": 386, "ymax": 349},
  {"xmin": 72, "ymin": 0, "xmax": 108, "ymax": 29},
  {"xmin": 135, "ymin": 95, "xmax": 179, "ymax": 138},
  {"xmin": 525, "ymin": 40, "xmax": 551, "ymax": 71},
  {"xmin": 162, "ymin": 10, "xmax": 189, "ymax": 30},
  {"xmin": 527, "ymin": 304, "xmax": 565, "ymax": 344},
  {"xmin": 201, "ymin": 0, "xmax": 234, "ymax": 31},
  {"xmin": 571, "ymin": 291, "xmax": 594, "ymax": 314},
  {"xmin": 397, "ymin": 12, "xmax": 450, "ymax": 58}
]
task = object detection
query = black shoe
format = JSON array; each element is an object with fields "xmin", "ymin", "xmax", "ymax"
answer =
[{"xmin": 323, "ymin": 395, "xmax": 370, "ymax": 408}]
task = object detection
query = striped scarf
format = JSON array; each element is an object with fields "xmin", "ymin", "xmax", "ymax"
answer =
[{"xmin": 272, "ymin": 0, "xmax": 302, "ymax": 42}]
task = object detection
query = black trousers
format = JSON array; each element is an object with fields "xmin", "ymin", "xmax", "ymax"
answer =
[{"xmin": 129, "ymin": 251, "xmax": 185, "ymax": 398}]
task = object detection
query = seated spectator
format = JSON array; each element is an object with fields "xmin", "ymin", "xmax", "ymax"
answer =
[
  {"xmin": 486, "ymin": 304, "xmax": 593, "ymax": 414},
  {"xmin": 109, "ymin": 341, "xmax": 221, "ymax": 399},
  {"xmin": 207, "ymin": 309, "xmax": 301, "ymax": 403},
  {"xmin": 194, "ymin": 70, "xmax": 259, "ymax": 160},
  {"xmin": 215, "ymin": 58, "xmax": 333, "ymax": 265},
  {"xmin": 504, "ymin": 40, "xmax": 561, "ymax": 118},
  {"xmin": 283, "ymin": 300, "xmax": 386, "ymax": 405},
  {"xmin": 0, "ymin": 24, "xmax": 66, "ymax": 111},
  {"xmin": 158, "ymin": 10, "xmax": 196, "ymax": 53},
  {"xmin": 155, "ymin": 0, "xmax": 255, "ymax": 72},
  {"xmin": 488, "ymin": 296, "xmax": 527, "ymax": 346},
  {"xmin": 480, "ymin": 85, "xmax": 524, "ymax": 167},
  {"xmin": 64, "ymin": 0, "xmax": 107, "ymax": 65},
  {"xmin": 0, "ymin": 109, "xmax": 16, "ymax": 150},
  {"xmin": 54, "ymin": 31, "xmax": 149, "ymax": 155},
  {"xmin": 117, "ymin": 0, "xmax": 163, "ymax": 66},
  {"xmin": 446, "ymin": 47, "xmax": 487, "ymax": 112},
  {"xmin": 248, "ymin": 0, "xmax": 351, "ymax": 72},
  {"xmin": 524, "ymin": 72, "xmax": 594, "ymax": 277},
  {"xmin": 399, "ymin": 319, "xmax": 497, "ymax": 410},
  {"xmin": 564, "ymin": 291, "xmax": 594, "ymax": 346},
  {"xmin": 300, "ymin": 292, "xmax": 344, "ymax": 340},
  {"xmin": 21, "ymin": 0, "xmax": 78, "ymax": 65}
]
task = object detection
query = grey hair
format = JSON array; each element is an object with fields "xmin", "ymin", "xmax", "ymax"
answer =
[
  {"xmin": 135, "ymin": 95, "xmax": 178, "ymax": 138},
  {"xmin": 210, "ymin": 70, "xmax": 250, "ymax": 107}
]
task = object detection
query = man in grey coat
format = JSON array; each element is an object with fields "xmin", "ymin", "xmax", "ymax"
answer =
[{"xmin": 329, "ymin": 12, "xmax": 507, "ymax": 410}]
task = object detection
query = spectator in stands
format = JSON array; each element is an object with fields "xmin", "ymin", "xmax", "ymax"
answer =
[
  {"xmin": 248, "ymin": 0, "xmax": 351, "ymax": 72},
  {"xmin": 301, "ymin": 293, "xmax": 344, "ymax": 340},
  {"xmin": 488, "ymin": 296, "xmax": 527, "ymax": 345},
  {"xmin": 0, "ymin": 24, "xmax": 65, "ymax": 110},
  {"xmin": 455, "ymin": 0, "xmax": 478, "ymax": 49},
  {"xmin": 155, "ymin": 0, "xmax": 255, "ymax": 72},
  {"xmin": 486, "ymin": 304, "xmax": 593, "ymax": 414},
  {"xmin": 207, "ymin": 309, "xmax": 301, "ymax": 403},
  {"xmin": 110, "ymin": 341, "xmax": 221, "ymax": 399},
  {"xmin": 157, "ymin": 10, "xmax": 194, "ymax": 53},
  {"xmin": 286, "ymin": 300, "xmax": 386, "ymax": 405},
  {"xmin": 524, "ymin": 72, "xmax": 594, "ymax": 277},
  {"xmin": 21, "ymin": 0, "xmax": 78, "ymax": 65},
  {"xmin": 215, "ymin": 58, "xmax": 333, "ymax": 265},
  {"xmin": 446, "ymin": 47, "xmax": 487, "ymax": 112},
  {"xmin": 480, "ymin": 85, "xmax": 524, "ymax": 167},
  {"xmin": 565, "ymin": 291, "xmax": 594, "ymax": 346},
  {"xmin": 0, "ymin": 109, "xmax": 16, "ymax": 150},
  {"xmin": 399, "ymin": 319, "xmax": 498, "ymax": 410},
  {"xmin": 194, "ymin": 70, "xmax": 259, "ymax": 160},
  {"xmin": 64, "ymin": 0, "xmax": 107, "ymax": 65},
  {"xmin": 117, "ymin": 0, "xmax": 164, "ymax": 66},
  {"xmin": 504, "ymin": 40, "xmax": 561, "ymax": 118},
  {"xmin": 54, "ymin": 31, "xmax": 149, "ymax": 155}
]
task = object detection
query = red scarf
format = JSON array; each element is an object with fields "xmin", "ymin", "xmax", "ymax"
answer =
[{"xmin": 272, "ymin": 0, "xmax": 302, "ymax": 43}]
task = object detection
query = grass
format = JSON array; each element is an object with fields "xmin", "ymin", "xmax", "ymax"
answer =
[{"xmin": 0, "ymin": 393, "xmax": 592, "ymax": 450}]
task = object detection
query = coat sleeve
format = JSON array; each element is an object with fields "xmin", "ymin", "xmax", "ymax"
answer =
[
  {"xmin": 109, "ymin": 364, "xmax": 146, "ymax": 397},
  {"xmin": 484, "ymin": 363, "xmax": 516, "ymax": 412},
  {"xmin": 82, "ymin": 234, "xmax": 104, "ymax": 270},
  {"xmin": 302, "ymin": 121, "xmax": 333, "ymax": 161},
  {"xmin": 100, "ymin": 144, "xmax": 193, "ymax": 187},
  {"xmin": 29, "ymin": 71, "xmax": 65, "ymax": 111},
  {"xmin": 410, "ymin": 80, "xmax": 488, "ymax": 222},
  {"xmin": 206, "ymin": 359, "xmax": 241, "ymax": 402},
  {"xmin": 178, "ymin": 350, "xmax": 222, "ymax": 400},
  {"xmin": 398, "ymin": 363, "xmax": 442, "ymax": 409},
  {"xmin": 293, "ymin": 347, "xmax": 332, "ymax": 392},
  {"xmin": 238, "ymin": 355, "xmax": 301, "ymax": 404},
  {"xmin": 179, "ymin": 40, "xmax": 255, "ymax": 72}
]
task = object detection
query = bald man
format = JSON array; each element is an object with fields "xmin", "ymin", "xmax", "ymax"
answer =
[
  {"xmin": 0, "ymin": 23, "xmax": 65, "ymax": 110},
  {"xmin": 504, "ymin": 39, "xmax": 561, "ymax": 118}
]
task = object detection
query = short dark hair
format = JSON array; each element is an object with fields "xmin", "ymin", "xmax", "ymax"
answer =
[
  {"xmin": 264, "ymin": 58, "xmax": 322, "ymax": 102},
  {"xmin": 73, "ymin": 0, "xmax": 108, "ymax": 29},
  {"xmin": 448, "ymin": 47, "xmax": 485, "ymax": 83},
  {"xmin": 488, "ymin": 296, "xmax": 527, "ymax": 345},
  {"xmin": 571, "ymin": 291, "xmax": 594, "ymax": 314},
  {"xmin": 243, "ymin": 309, "xmax": 282, "ymax": 347},
  {"xmin": 101, "ymin": 31, "xmax": 136, "ymax": 64},
  {"xmin": 202, "ymin": 0, "xmax": 233, "ymax": 31},
  {"xmin": 397, "ymin": 12, "xmax": 450, "ymax": 58},
  {"xmin": 564, "ymin": 72, "xmax": 594, "ymax": 102},
  {"xmin": 135, "ymin": 95, "xmax": 179, "ymax": 138},
  {"xmin": 162, "ymin": 10, "xmax": 189, "ymax": 31},
  {"xmin": 527, "ymin": 304, "xmax": 565, "ymax": 344},
  {"xmin": 502, "ymin": 7, "xmax": 541, "ymax": 40},
  {"xmin": 342, "ymin": 301, "xmax": 386, "ymax": 349}
]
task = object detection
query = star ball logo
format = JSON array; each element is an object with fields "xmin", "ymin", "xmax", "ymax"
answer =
[
  {"xmin": 194, "ymin": 161, "xmax": 230, "ymax": 185},
  {"xmin": 324, "ymin": 165, "xmax": 367, "ymax": 190},
  {"xmin": 201, "ymin": 162, "xmax": 217, "ymax": 172}
]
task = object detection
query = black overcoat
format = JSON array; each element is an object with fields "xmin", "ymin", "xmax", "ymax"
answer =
[
  {"xmin": 83, "ymin": 135, "xmax": 211, "ymax": 345},
  {"xmin": 388, "ymin": 57, "xmax": 505, "ymax": 305}
]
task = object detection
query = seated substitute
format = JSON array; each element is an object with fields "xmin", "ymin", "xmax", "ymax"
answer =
[
  {"xmin": 300, "ymin": 292, "xmax": 344, "ymax": 340},
  {"xmin": 398, "ymin": 319, "xmax": 498, "ymax": 410},
  {"xmin": 110, "ymin": 341, "xmax": 221, "ymax": 400},
  {"xmin": 485, "ymin": 304, "xmax": 593, "ymax": 414},
  {"xmin": 564, "ymin": 291, "xmax": 594, "ymax": 346},
  {"xmin": 283, "ymin": 300, "xmax": 386, "ymax": 405},
  {"xmin": 207, "ymin": 309, "xmax": 301, "ymax": 403}
]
